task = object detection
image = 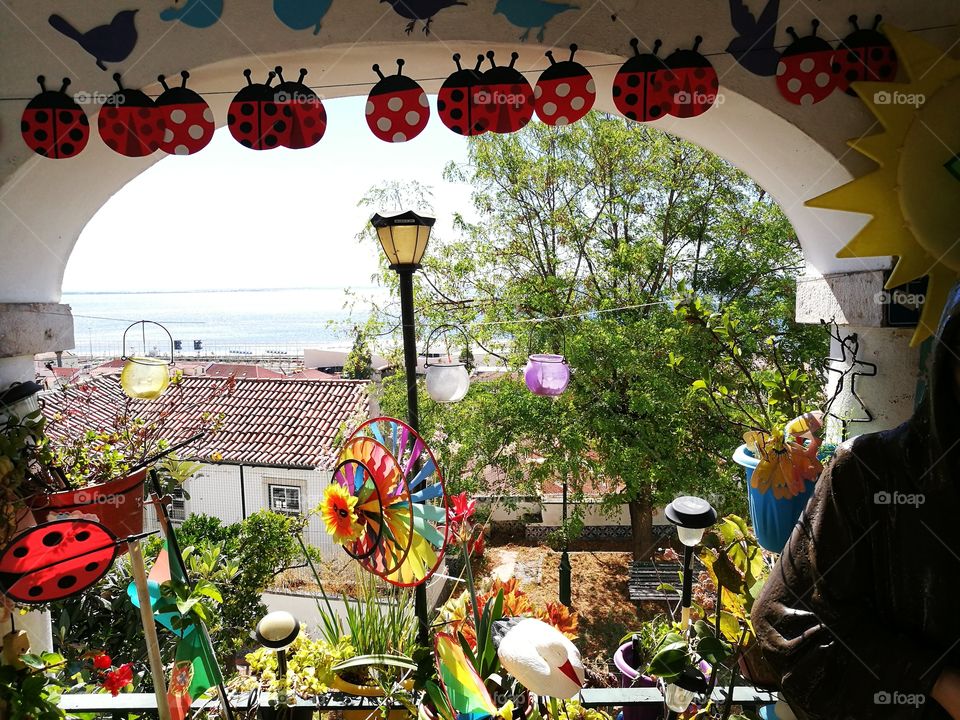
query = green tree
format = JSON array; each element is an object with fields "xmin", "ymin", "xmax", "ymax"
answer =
[{"xmin": 343, "ymin": 327, "xmax": 373, "ymax": 380}]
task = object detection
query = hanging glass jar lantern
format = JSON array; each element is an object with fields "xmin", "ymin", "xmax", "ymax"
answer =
[
  {"xmin": 0, "ymin": 381, "xmax": 43, "ymax": 423},
  {"xmin": 120, "ymin": 321, "xmax": 174, "ymax": 400},
  {"xmin": 424, "ymin": 325, "xmax": 471, "ymax": 404},
  {"xmin": 524, "ymin": 354, "xmax": 571, "ymax": 396}
]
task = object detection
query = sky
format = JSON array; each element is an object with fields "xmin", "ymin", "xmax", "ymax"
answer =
[{"xmin": 62, "ymin": 95, "xmax": 474, "ymax": 293}]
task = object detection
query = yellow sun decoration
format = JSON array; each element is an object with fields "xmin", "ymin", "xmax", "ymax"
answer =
[{"xmin": 321, "ymin": 483, "xmax": 363, "ymax": 544}]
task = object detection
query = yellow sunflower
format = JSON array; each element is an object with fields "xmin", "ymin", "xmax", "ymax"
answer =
[{"xmin": 320, "ymin": 484, "xmax": 363, "ymax": 545}]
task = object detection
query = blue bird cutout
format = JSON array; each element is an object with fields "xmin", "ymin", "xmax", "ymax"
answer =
[
  {"xmin": 48, "ymin": 10, "xmax": 139, "ymax": 71},
  {"xmin": 160, "ymin": 0, "xmax": 224, "ymax": 29},
  {"xmin": 493, "ymin": 0, "xmax": 577, "ymax": 43},
  {"xmin": 381, "ymin": 0, "xmax": 468, "ymax": 36},
  {"xmin": 274, "ymin": 0, "xmax": 334, "ymax": 35},
  {"xmin": 726, "ymin": 0, "xmax": 781, "ymax": 76}
]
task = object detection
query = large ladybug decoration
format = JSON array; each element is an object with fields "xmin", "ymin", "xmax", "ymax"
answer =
[
  {"xmin": 613, "ymin": 39, "xmax": 673, "ymax": 122},
  {"xmin": 228, "ymin": 69, "xmax": 281, "ymax": 150},
  {"xmin": 21, "ymin": 76, "xmax": 89, "ymax": 159},
  {"xmin": 832, "ymin": 15, "xmax": 898, "ymax": 96},
  {"xmin": 0, "ymin": 519, "xmax": 120, "ymax": 604},
  {"xmin": 482, "ymin": 51, "xmax": 534, "ymax": 135},
  {"xmin": 98, "ymin": 74, "xmax": 165, "ymax": 157},
  {"xmin": 273, "ymin": 66, "xmax": 327, "ymax": 149},
  {"xmin": 535, "ymin": 44, "xmax": 596, "ymax": 126},
  {"xmin": 366, "ymin": 60, "xmax": 429, "ymax": 143},
  {"xmin": 663, "ymin": 36, "xmax": 719, "ymax": 118},
  {"xmin": 156, "ymin": 71, "xmax": 215, "ymax": 155},
  {"xmin": 437, "ymin": 54, "xmax": 491, "ymax": 137},
  {"xmin": 776, "ymin": 20, "xmax": 837, "ymax": 106}
]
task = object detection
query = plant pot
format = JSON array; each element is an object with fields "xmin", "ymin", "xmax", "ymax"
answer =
[
  {"xmin": 27, "ymin": 469, "xmax": 147, "ymax": 549},
  {"xmin": 256, "ymin": 694, "xmax": 314, "ymax": 720},
  {"xmin": 613, "ymin": 642, "xmax": 662, "ymax": 720},
  {"xmin": 331, "ymin": 673, "xmax": 415, "ymax": 720},
  {"xmin": 738, "ymin": 638, "xmax": 780, "ymax": 690},
  {"xmin": 733, "ymin": 445, "xmax": 814, "ymax": 554}
]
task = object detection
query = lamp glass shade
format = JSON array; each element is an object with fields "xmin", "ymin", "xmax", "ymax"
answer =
[
  {"xmin": 256, "ymin": 611, "xmax": 300, "ymax": 650},
  {"xmin": 426, "ymin": 363, "xmax": 470, "ymax": 403},
  {"xmin": 371, "ymin": 211, "xmax": 435, "ymax": 267},
  {"xmin": 120, "ymin": 358, "xmax": 170, "ymax": 400},
  {"xmin": 525, "ymin": 354, "xmax": 571, "ymax": 396},
  {"xmin": 664, "ymin": 683, "xmax": 697, "ymax": 713},
  {"xmin": 0, "ymin": 382, "xmax": 42, "ymax": 422},
  {"xmin": 677, "ymin": 526, "xmax": 706, "ymax": 547}
]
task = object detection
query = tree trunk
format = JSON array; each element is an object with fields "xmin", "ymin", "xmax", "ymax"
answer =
[{"xmin": 629, "ymin": 492, "xmax": 655, "ymax": 561}]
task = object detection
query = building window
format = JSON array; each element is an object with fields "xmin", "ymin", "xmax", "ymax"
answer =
[
  {"xmin": 170, "ymin": 486, "xmax": 187, "ymax": 522},
  {"xmin": 269, "ymin": 484, "xmax": 302, "ymax": 516}
]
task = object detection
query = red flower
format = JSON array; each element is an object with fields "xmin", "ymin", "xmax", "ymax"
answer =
[
  {"xmin": 468, "ymin": 529, "xmax": 485, "ymax": 557},
  {"xmin": 102, "ymin": 663, "xmax": 134, "ymax": 696},
  {"xmin": 447, "ymin": 492, "xmax": 476, "ymax": 525},
  {"xmin": 93, "ymin": 653, "xmax": 112, "ymax": 670}
]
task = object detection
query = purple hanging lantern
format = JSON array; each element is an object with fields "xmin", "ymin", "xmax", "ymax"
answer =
[{"xmin": 524, "ymin": 353, "xmax": 570, "ymax": 396}]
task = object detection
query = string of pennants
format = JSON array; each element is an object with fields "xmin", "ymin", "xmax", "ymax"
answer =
[{"xmin": 21, "ymin": 17, "xmax": 898, "ymax": 160}]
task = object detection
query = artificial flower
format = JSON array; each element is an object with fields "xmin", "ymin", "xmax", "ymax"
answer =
[
  {"xmin": 93, "ymin": 653, "xmax": 112, "ymax": 670},
  {"xmin": 320, "ymin": 483, "xmax": 363, "ymax": 544},
  {"xmin": 447, "ymin": 492, "xmax": 476, "ymax": 525},
  {"xmin": 102, "ymin": 662, "xmax": 134, "ymax": 696},
  {"xmin": 538, "ymin": 601, "xmax": 579, "ymax": 640}
]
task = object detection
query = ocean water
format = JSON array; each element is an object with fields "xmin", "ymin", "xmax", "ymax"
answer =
[{"xmin": 63, "ymin": 287, "xmax": 382, "ymax": 358}]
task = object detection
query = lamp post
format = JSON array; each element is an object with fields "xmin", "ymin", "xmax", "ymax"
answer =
[
  {"xmin": 255, "ymin": 611, "xmax": 301, "ymax": 705},
  {"xmin": 664, "ymin": 496, "xmax": 716, "ymax": 633},
  {"xmin": 371, "ymin": 210, "xmax": 435, "ymax": 646}
]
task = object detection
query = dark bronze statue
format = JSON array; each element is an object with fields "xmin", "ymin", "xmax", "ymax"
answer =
[{"xmin": 752, "ymin": 283, "xmax": 960, "ymax": 719}]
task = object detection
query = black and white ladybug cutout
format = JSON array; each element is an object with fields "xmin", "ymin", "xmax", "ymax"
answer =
[
  {"xmin": 21, "ymin": 76, "xmax": 89, "ymax": 159},
  {"xmin": 437, "ymin": 54, "xmax": 491, "ymax": 137},
  {"xmin": 98, "ymin": 74, "xmax": 165, "ymax": 157},
  {"xmin": 156, "ymin": 71, "xmax": 214, "ymax": 155},
  {"xmin": 482, "ymin": 51, "xmax": 534, "ymax": 134},
  {"xmin": 832, "ymin": 15, "xmax": 898, "ymax": 96},
  {"xmin": 776, "ymin": 20, "xmax": 837, "ymax": 106},
  {"xmin": 535, "ymin": 44, "xmax": 595, "ymax": 126},
  {"xmin": 612, "ymin": 39, "xmax": 673, "ymax": 122},
  {"xmin": 663, "ymin": 36, "xmax": 719, "ymax": 118},
  {"xmin": 366, "ymin": 59, "xmax": 429, "ymax": 143}
]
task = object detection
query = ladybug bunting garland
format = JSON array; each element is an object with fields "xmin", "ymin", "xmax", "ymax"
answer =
[
  {"xmin": 228, "ymin": 69, "xmax": 280, "ymax": 150},
  {"xmin": 156, "ymin": 71, "xmax": 214, "ymax": 155},
  {"xmin": 366, "ymin": 59, "xmax": 429, "ymax": 143},
  {"xmin": 273, "ymin": 66, "xmax": 327, "ymax": 149},
  {"xmin": 98, "ymin": 73, "xmax": 165, "ymax": 157},
  {"xmin": 21, "ymin": 76, "xmax": 90, "ymax": 159},
  {"xmin": 613, "ymin": 39, "xmax": 673, "ymax": 122},
  {"xmin": 832, "ymin": 15, "xmax": 897, "ymax": 96},
  {"xmin": 776, "ymin": 20, "xmax": 837, "ymax": 106},
  {"xmin": 437, "ymin": 54, "xmax": 491, "ymax": 137},
  {"xmin": 663, "ymin": 36, "xmax": 719, "ymax": 118},
  {"xmin": 482, "ymin": 51, "xmax": 534, "ymax": 134},
  {"xmin": 535, "ymin": 44, "xmax": 596, "ymax": 126}
]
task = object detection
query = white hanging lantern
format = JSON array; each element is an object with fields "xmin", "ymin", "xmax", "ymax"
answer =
[
  {"xmin": 0, "ymin": 381, "xmax": 43, "ymax": 423},
  {"xmin": 426, "ymin": 362, "xmax": 470, "ymax": 403}
]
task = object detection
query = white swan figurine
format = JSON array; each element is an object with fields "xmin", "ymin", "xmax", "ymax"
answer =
[{"xmin": 492, "ymin": 617, "xmax": 585, "ymax": 699}]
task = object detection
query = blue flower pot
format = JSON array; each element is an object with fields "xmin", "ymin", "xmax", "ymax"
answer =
[{"xmin": 733, "ymin": 444, "xmax": 815, "ymax": 554}]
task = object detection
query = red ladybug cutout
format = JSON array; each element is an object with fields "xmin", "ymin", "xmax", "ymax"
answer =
[
  {"xmin": 663, "ymin": 36, "xmax": 719, "ymax": 118},
  {"xmin": 776, "ymin": 20, "xmax": 837, "ymax": 106},
  {"xmin": 227, "ymin": 69, "xmax": 282, "ymax": 151},
  {"xmin": 156, "ymin": 71, "xmax": 214, "ymax": 155},
  {"xmin": 613, "ymin": 39, "xmax": 673, "ymax": 122},
  {"xmin": 273, "ymin": 66, "xmax": 327, "ymax": 149},
  {"xmin": 482, "ymin": 51, "xmax": 534, "ymax": 135},
  {"xmin": 98, "ymin": 74, "xmax": 165, "ymax": 157},
  {"xmin": 0, "ymin": 519, "xmax": 120, "ymax": 604},
  {"xmin": 366, "ymin": 59, "xmax": 429, "ymax": 143},
  {"xmin": 535, "ymin": 44, "xmax": 595, "ymax": 126},
  {"xmin": 832, "ymin": 15, "xmax": 898, "ymax": 96},
  {"xmin": 437, "ymin": 54, "xmax": 491, "ymax": 137},
  {"xmin": 21, "ymin": 76, "xmax": 89, "ymax": 159}
]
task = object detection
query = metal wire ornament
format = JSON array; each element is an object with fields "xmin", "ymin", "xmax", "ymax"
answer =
[{"xmin": 821, "ymin": 320, "xmax": 878, "ymax": 439}]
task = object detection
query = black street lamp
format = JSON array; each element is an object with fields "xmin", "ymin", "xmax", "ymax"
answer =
[
  {"xmin": 664, "ymin": 496, "xmax": 716, "ymax": 633},
  {"xmin": 371, "ymin": 209, "xmax": 436, "ymax": 646}
]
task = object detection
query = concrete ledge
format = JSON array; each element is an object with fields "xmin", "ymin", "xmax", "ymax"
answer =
[
  {"xmin": 796, "ymin": 271, "xmax": 888, "ymax": 326},
  {"xmin": 0, "ymin": 303, "xmax": 74, "ymax": 357}
]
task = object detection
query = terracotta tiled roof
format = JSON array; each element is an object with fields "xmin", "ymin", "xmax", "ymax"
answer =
[
  {"xmin": 286, "ymin": 368, "xmax": 337, "ymax": 380},
  {"xmin": 41, "ymin": 375, "xmax": 370, "ymax": 470},
  {"xmin": 203, "ymin": 363, "xmax": 285, "ymax": 379}
]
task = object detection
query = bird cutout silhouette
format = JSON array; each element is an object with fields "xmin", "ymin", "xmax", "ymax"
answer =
[
  {"xmin": 726, "ymin": 0, "xmax": 780, "ymax": 76},
  {"xmin": 274, "ymin": 0, "xmax": 334, "ymax": 34},
  {"xmin": 381, "ymin": 0, "xmax": 468, "ymax": 36},
  {"xmin": 48, "ymin": 10, "xmax": 139, "ymax": 72},
  {"xmin": 821, "ymin": 321, "xmax": 877, "ymax": 439},
  {"xmin": 494, "ymin": 0, "xmax": 578, "ymax": 43},
  {"xmin": 160, "ymin": 0, "xmax": 224, "ymax": 28}
]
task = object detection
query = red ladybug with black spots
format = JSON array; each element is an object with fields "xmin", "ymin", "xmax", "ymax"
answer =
[
  {"xmin": 776, "ymin": 20, "xmax": 837, "ymax": 106},
  {"xmin": 663, "ymin": 36, "xmax": 719, "ymax": 118},
  {"xmin": 228, "ymin": 69, "xmax": 282, "ymax": 151},
  {"xmin": 832, "ymin": 15, "xmax": 898, "ymax": 96},
  {"xmin": 21, "ymin": 76, "xmax": 89, "ymax": 159},
  {"xmin": 366, "ymin": 59, "xmax": 429, "ymax": 143},
  {"xmin": 273, "ymin": 67, "xmax": 327, "ymax": 149},
  {"xmin": 535, "ymin": 44, "xmax": 595, "ymax": 126},
  {"xmin": 98, "ymin": 74, "xmax": 165, "ymax": 157},
  {"xmin": 613, "ymin": 39, "xmax": 673, "ymax": 122},
  {"xmin": 156, "ymin": 71, "xmax": 215, "ymax": 156},
  {"xmin": 437, "ymin": 54, "xmax": 491, "ymax": 137},
  {"xmin": 482, "ymin": 51, "xmax": 534, "ymax": 135}
]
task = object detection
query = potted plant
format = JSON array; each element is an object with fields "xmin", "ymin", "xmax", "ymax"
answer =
[{"xmin": 613, "ymin": 617, "xmax": 671, "ymax": 720}]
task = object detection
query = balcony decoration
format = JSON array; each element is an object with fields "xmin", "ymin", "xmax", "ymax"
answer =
[
  {"xmin": 98, "ymin": 74, "xmax": 164, "ymax": 158},
  {"xmin": 833, "ymin": 15, "xmax": 898, "ymax": 95},
  {"xmin": 120, "ymin": 320, "xmax": 175, "ymax": 400},
  {"xmin": 272, "ymin": 66, "xmax": 327, "ymax": 149},
  {"xmin": 325, "ymin": 417, "xmax": 449, "ymax": 587},
  {"xmin": 366, "ymin": 59, "xmax": 429, "ymax": 143},
  {"xmin": 482, "ymin": 51, "xmax": 535, "ymax": 134},
  {"xmin": 612, "ymin": 39, "xmax": 669, "ymax": 122},
  {"xmin": 424, "ymin": 325, "xmax": 471, "ymax": 404},
  {"xmin": 535, "ymin": 45, "xmax": 596, "ymax": 126},
  {"xmin": 0, "ymin": 381, "xmax": 43, "ymax": 423},
  {"xmin": 437, "ymin": 54, "xmax": 490, "ymax": 136},
  {"xmin": 20, "ymin": 75, "xmax": 89, "ymax": 159},
  {"xmin": 775, "ymin": 20, "xmax": 836, "ymax": 106},
  {"xmin": 155, "ymin": 71, "xmax": 215, "ymax": 155}
]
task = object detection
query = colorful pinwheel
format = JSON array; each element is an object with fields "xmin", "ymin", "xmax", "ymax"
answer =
[{"xmin": 434, "ymin": 632, "xmax": 498, "ymax": 720}]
